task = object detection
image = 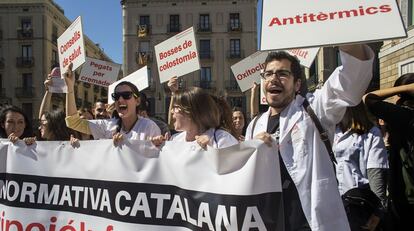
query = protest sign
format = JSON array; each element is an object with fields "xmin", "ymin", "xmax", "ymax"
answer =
[
  {"xmin": 79, "ymin": 57, "xmax": 121, "ymax": 87},
  {"xmin": 0, "ymin": 139, "xmax": 283, "ymax": 230},
  {"xmin": 231, "ymin": 51, "xmax": 268, "ymax": 92},
  {"xmin": 231, "ymin": 48, "xmax": 319, "ymax": 92},
  {"xmin": 155, "ymin": 27, "xmax": 200, "ymax": 83},
  {"xmin": 48, "ymin": 67, "xmax": 68, "ymax": 93},
  {"xmin": 107, "ymin": 66, "xmax": 148, "ymax": 104},
  {"xmin": 57, "ymin": 16, "xmax": 86, "ymax": 75},
  {"xmin": 260, "ymin": 0, "xmax": 407, "ymax": 51}
]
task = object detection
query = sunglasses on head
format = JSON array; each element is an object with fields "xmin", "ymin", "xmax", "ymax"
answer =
[{"xmin": 111, "ymin": 91, "xmax": 137, "ymax": 101}]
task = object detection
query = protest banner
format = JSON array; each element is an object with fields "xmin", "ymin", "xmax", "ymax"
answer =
[
  {"xmin": 231, "ymin": 48, "xmax": 319, "ymax": 92},
  {"xmin": 0, "ymin": 139, "xmax": 283, "ymax": 230},
  {"xmin": 79, "ymin": 57, "xmax": 121, "ymax": 87},
  {"xmin": 154, "ymin": 27, "xmax": 200, "ymax": 83},
  {"xmin": 260, "ymin": 0, "xmax": 407, "ymax": 51},
  {"xmin": 107, "ymin": 66, "xmax": 149, "ymax": 104},
  {"xmin": 48, "ymin": 67, "xmax": 68, "ymax": 93},
  {"xmin": 57, "ymin": 16, "xmax": 86, "ymax": 75}
]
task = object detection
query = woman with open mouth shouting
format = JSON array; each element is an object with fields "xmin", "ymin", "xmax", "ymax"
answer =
[{"xmin": 64, "ymin": 64, "xmax": 161, "ymax": 145}]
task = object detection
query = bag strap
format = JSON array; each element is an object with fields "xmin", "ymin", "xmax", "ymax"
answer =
[
  {"xmin": 250, "ymin": 113, "xmax": 264, "ymax": 139},
  {"xmin": 302, "ymin": 98, "xmax": 337, "ymax": 166}
]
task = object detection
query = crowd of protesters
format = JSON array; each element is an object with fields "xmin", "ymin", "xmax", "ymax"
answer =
[{"xmin": 1, "ymin": 44, "xmax": 413, "ymax": 231}]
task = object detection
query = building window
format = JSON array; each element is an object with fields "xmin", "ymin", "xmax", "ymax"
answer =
[
  {"xmin": 168, "ymin": 15, "xmax": 180, "ymax": 32},
  {"xmin": 22, "ymin": 45, "xmax": 32, "ymax": 58},
  {"xmin": 22, "ymin": 73, "xmax": 32, "ymax": 90},
  {"xmin": 52, "ymin": 25, "xmax": 58, "ymax": 44},
  {"xmin": 52, "ymin": 49, "xmax": 58, "ymax": 69},
  {"xmin": 200, "ymin": 67, "xmax": 212, "ymax": 89},
  {"xmin": 140, "ymin": 15, "xmax": 150, "ymax": 26},
  {"xmin": 199, "ymin": 40, "xmax": 211, "ymax": 59},
  {"xmin": 229, "ymin": 13, "xmax": 241, "ymax": 31},
  {"xmin": 401, "ymin": 60, "xmax": 414, "ymax": 75},
  {"xmin": 228, "ymin": 96, "xmax": 246, "ymax": 109},
  {"xmin": 230, "ymin": 39, "xmax": 241, "ymax": 58},
  {"xmin": 138, "ymin": 15, "xmax": 150, "ymax": 37},
  {"xmin": 21, "ymin": 103, "xmax": 33, "ymax": 122},
  {"xmin": 137, "ymin": 41, "xmax": 151, "ymax": 65},
  {"xmin": 21, "ymin": 18, "xmax": 32, "ymax": 31},
  {"xmin": 198, "ymin": 14, "xmax": 210, "ymax": 32}
]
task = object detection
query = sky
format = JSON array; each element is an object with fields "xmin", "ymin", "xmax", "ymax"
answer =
[{"xmin": 54, "ymin": 0, "xmax": 123, "ymax": 64}]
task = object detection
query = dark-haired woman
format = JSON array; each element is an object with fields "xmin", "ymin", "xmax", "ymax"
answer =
[
  {"xmin": 0, "ymin": 105, "xmax": 35, "ymax": 144},
  {"xmin": 333, "ymin": 102, "xmax": 388, "ymax": 205},
  {"xmin": 232, "ymin": 107, "xmax": 246, "ymax": 142},
  {"xmin": 64, "ymin": 65, "xmax": 160, "ymax": 142},
  {"xmin": 363, "ymin": 73, "xmax": 414, "ymax": 230}
]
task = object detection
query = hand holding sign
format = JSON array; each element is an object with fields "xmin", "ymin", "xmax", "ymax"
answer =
[{"xmin": 63, "ymin": 63, "xmax": 75, "ymax": 91}]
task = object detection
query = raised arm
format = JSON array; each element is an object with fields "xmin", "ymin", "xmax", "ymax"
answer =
[
  {"xmin": 249, "ymin": 82, "xmax": 259, "ymax": 119},
  {"xmin": 363, "ymin": 83, "xmax": 414, "ymax": 102},
  {"xmin": 38, "ymin": 75, "xmax": 52, "ymax": 119},
  {"xmin": 167, "ymin": 76, "xmax": 179, "ymax": 127},
  {"xmin": 64, "ymin": 63, "xmax": 78, "ymax": 117},
  {"xmin": 339, "ymin": 44, "xmax": 369, "ymax": 61}
]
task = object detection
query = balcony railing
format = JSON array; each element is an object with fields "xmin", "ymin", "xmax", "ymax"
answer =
[
  {"xmin": 0, "ymin": 88, "xmax": 6, "ymax": 98},
  {"xmin": 225, "ymin": 80, "xmax": 240, "ymax": 92},
  {"xmin": 199, "ymin": 50, "xmax": 213, "ymax": 60},
  {"xmin": 0, "ymin": 58, "xmax": 4, "ymax": 69},
  {"xmin": 16, "ymin": 57, "xmax": 34, "ymax": 68},
  {"xmin": 15, "ymin": 87, "xmax": 35, "ymax": 98},
  {"xmin": 83, "ymin": 82, "xmax": 91, "ymax": 88},
  {"xmin": 195, "ymin": 80, "xmax": 216, "ymax": 90},
  {"xmin": 228, "ymin": 23, "xmax": 242, "ymax": 32},
  {"xmin": 17, "ymin": 29, "xmax": 33, "ymax": 39},
  {"xmin": 167, "ymin": 24, "xmax": 181, "ymax": 33},
  {"xmin": 227, "ymin": 50, "xmax": 245, "ymax": 59},
  {"xmin": 137, "ymin": 24, "xmax": 151, "ymax": 37},
  {"xmin": 136, "ymin": 51, "xmax": 153, "ymax": 65},
  {"xmin": 197, "ymin": 23, "xmax": 211, "ymax": 32}
]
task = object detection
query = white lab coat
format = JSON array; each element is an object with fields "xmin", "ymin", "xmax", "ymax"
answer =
[{"xmin": 246, "ymin": 46, "xmax": 374, "ymax": 231}]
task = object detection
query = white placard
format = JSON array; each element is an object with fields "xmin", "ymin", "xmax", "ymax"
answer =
[
  {"xmin": 48, "ymin": 67, "xmax": 68, "ymax": 93},
  {"xmin": 107, "ymin": 66, "xmax": 148, "ymax": 104},
  {"xmin": 286, "ymin": 47, "xmax": 320, "ymax": 68},
  {"xmin": 260, "ymin": 0, "xmax": 407, "ymax": 51},
  {"xmin": 57, "ymin": 16, "xmax": 86, "ymax": 74},
  {"xmin": 260, "ymin": 78, "xmax": 267, "ymax": 105},
  {"xmin": 231, "ymin": 48, "xmax": 319, "ymax": 92},
  {"xmin": 231, "ymin": 51, "xmax": 268, "ymax": 92},
  {"xmin": 154, "ymin": 27, "xmax": 200, "ymax": 83},
  {"xmin": 79, "ymin": 57, "xmax": 121, "ymax": 87}
]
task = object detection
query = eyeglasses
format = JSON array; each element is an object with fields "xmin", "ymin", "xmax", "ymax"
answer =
[
  {"xmin": 260, "ymin": 69, "xmax": 292, "ymax": 81},
  {"xmin": 39, "ymin": 119, "xmax": 48, "ymax": 127},
  {"xmin": 111, "ymin": 91, "xmax": 137, "ymax": 101}
]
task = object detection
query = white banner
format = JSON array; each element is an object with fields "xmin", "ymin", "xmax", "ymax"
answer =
[
  {"xmin": 79, "ymin": 57, "xmax": 121, "ymax": 87},
  {"xmin": 57, "ymin": 16, "xmax": 86, "ymax": 74},
  {"xmin": 0, "ymin": 139, "xmax": 283, "ymax": 230},
  {"xmin": 260, "ymin": 0, "xmax": 407, "ymax": 50},
  {"xmin": 107, "ymin": 66, "xmax": 148, "ymax": 104},
  {"xmin": 155, "ymin": 27, "xmax": 200, "ymax": 83}
]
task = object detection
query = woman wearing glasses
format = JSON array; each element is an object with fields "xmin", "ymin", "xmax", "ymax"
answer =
[
  {"xmin": 153, "ymin": 77, "xmax": 238, "ymax": 148},
  {"xmin": 64, "ymin": 65, "xmax": 161, "ymax": 143}
]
